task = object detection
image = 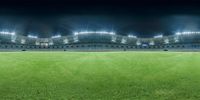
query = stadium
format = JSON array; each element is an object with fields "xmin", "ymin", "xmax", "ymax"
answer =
[
  {"xmin": 1, "ymin": 31, "xmax": 200, "ymax": 51},
  {"xmin": 1, "ymin": 0, "xmax": 200, "ymax": 100}
]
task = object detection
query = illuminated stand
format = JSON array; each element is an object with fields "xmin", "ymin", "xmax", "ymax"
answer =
[
  {"xmin": 73, "ymin": 31, "xmax": 116, "ymax": 43},
  {"xmin": 0, "ymin": 30, "xmax": 200, "ymax": 51}
]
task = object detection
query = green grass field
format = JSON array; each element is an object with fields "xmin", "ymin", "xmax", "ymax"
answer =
[{"xmin": 0, "ymin": 52, "xmax": 200, "ymax": 100}]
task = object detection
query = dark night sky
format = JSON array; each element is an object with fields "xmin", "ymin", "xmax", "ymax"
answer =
[{"xmin": 0, "ymin": 0, "xmax": 200, "ymax": 38}]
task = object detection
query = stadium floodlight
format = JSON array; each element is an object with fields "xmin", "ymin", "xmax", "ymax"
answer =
[
  {"xmin": 28, "ymin": 35, "xmax": 38, "ymax": 39},
  {"xmin": 154, "ymin": 35, "xmax": 163, "ymax": 38},
  {"xmin": 74, "ymin": 31, "xmax": 115, "ymax": 35},
  {"xmin": 128, "ymin": 35, "xmax": 137, "ymax": 38},
  {"xmin": 74, "ymin": 32, "xmax": 79, "ymax": 35},
  {"xmin": 0, "ymin": 31, "xmax": 15, "ymax": 35},
  {"xmin": 175, "ymin": 32, "xmax": 182, "ymax": 35},
  {"xmin": 176, "ymin": 31, "xmax": 200, "ymax": 35},
  {"xmin": 51, "ymin": 35, "xmax": 61, "ymax": 38}
]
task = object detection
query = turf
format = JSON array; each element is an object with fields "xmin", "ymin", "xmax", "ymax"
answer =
[{"xmin": 0, "ymin": 52, "xmax": 200, "ymax": 100}]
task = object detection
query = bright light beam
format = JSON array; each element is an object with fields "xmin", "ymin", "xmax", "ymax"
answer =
[
  {"xmin": 128, "ymin": 34, "xmax": 137, "ymax": 38},
  {"xmin": 28, "ymin": 35, "xmax": 38, "ymax": 39},
  {"xmin": 154, "ymin": 35, "xmax": 163, "ymax": 38},
  {"xmin": 74, "ymin": 31, "xmax": 115, "ymax": 35},
  {"xmin": 0, "ymin": 31, "xmax": 15, "ymax": 35},
  {"xmin": 176, "ymin": 31, "xmax": 200, "ymax": 35},
  {"xmin": 52, "ymin": 35, "xmax": 61, "ymax": 38}
]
